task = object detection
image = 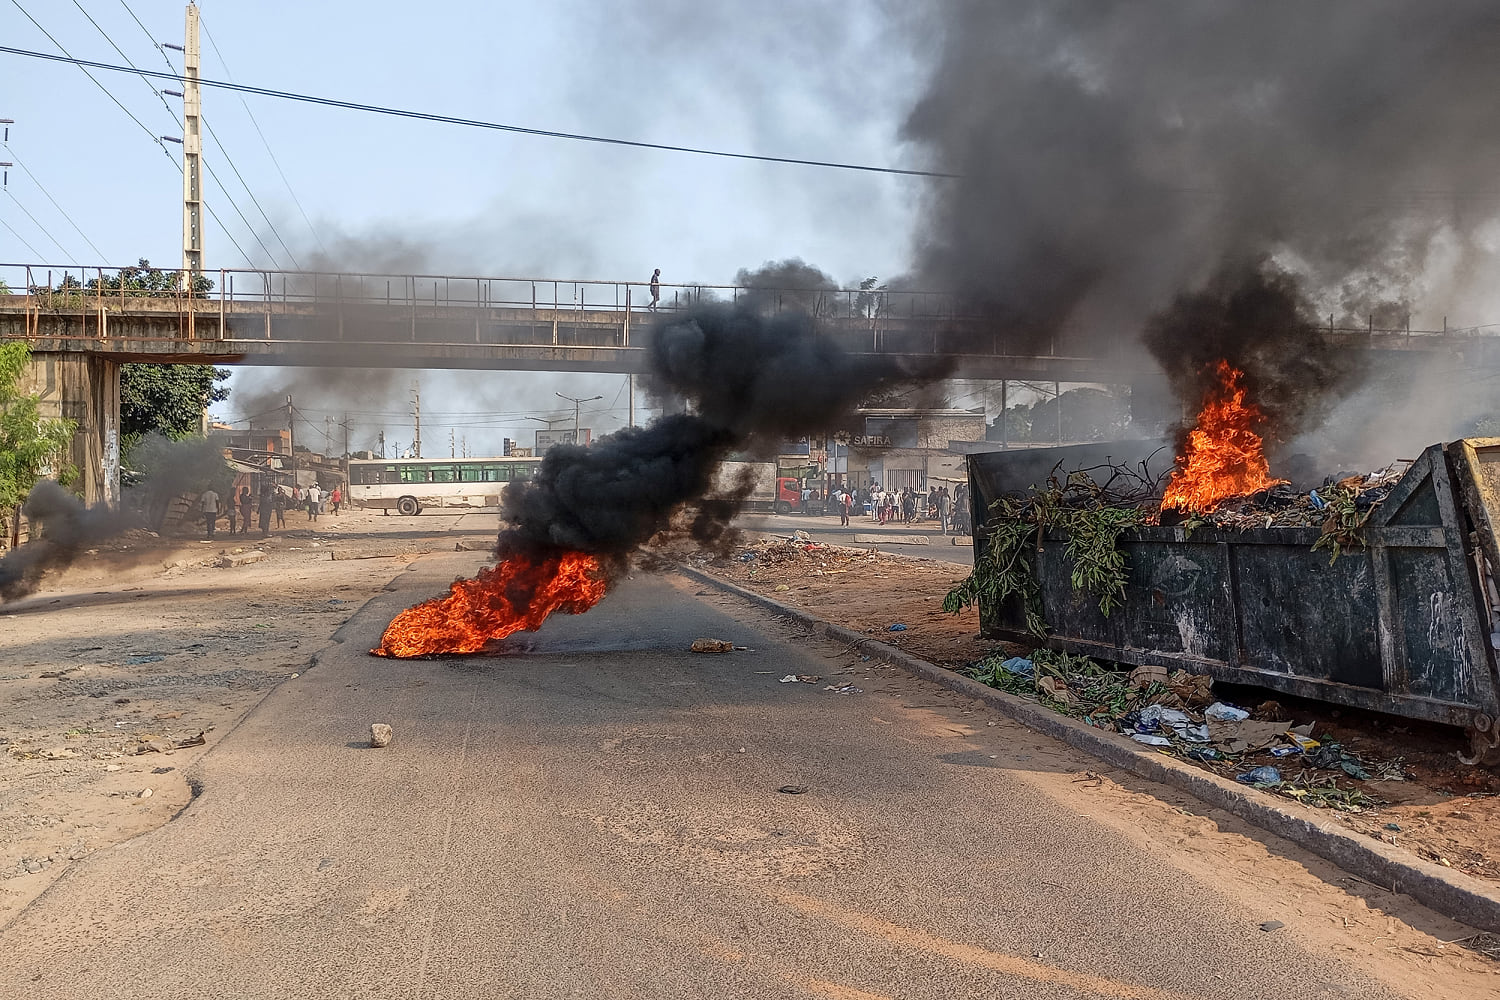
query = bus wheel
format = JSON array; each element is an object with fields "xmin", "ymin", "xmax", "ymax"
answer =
[
  {"xmin": 774, "ymin": 500, "xmax": 791, "ymax": 515},
  {"xmin": 397, "ymin": 496, "xmax": 419, "ymax": 516}
]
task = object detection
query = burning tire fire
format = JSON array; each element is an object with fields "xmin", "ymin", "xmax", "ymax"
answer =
[{"xmin": 372, "ymin": 550, "xmax": 609, "ymax": 658}]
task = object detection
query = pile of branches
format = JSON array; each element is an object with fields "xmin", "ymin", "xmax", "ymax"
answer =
[{"xmin": 944, "ymin": 465, "xmax": 1159, "ymax": 637}]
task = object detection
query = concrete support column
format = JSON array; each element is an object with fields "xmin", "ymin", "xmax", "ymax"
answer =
[{"xmin": 23, "ymin": 352, "xmax": 121, "ymax": 507}]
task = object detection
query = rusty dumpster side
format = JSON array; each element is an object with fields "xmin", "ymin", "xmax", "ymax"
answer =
[{"xmin": 967, "ymin": 439, "xmax": 1500, "ymax": 747}]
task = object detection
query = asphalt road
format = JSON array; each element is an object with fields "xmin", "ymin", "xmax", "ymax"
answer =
[{"xmin": 0, "ymin": 555, "xmax": 1462, "ymax": 998}]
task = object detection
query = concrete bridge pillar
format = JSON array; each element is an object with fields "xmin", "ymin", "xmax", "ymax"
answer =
[{"xmin": 23, "ymin": 352, "xmax": 121, "ymax": 507}]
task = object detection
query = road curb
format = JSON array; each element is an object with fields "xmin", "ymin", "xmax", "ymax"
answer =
[{"xmin": 679, "ymin": 563, "xmax": 1500, "ymax": 933}]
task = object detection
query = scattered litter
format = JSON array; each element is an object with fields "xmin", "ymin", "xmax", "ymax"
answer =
[
  {"xmin": 824, "ymin": 683, "xmax": 864, "ymax": 695},
  {"xmin": 1256, "ymin": 700, "xmax": 1290, "ymax": 722},
  {"xmin": 778, "ymin": 785, "xmax": 808, "ymax": 795},
  {"xmin": 39, "ymin": 748, "xmax": 80, "ymax": 760},
  {"xmin": 1259, "ymin": 920, "xmax": 1285, "ymax": 932},
  {"xmin": 1131, "ymin": 733, "xmax": 1172, "ymax": 747},
  {"xmin": 1038, "ymin": 676, "xmax": 1077, "ymax": 705},
  {"xmin": 138, "ymin": 788, "xmax": 153, "ymax": 799},
  {"xmin": 887, "ymin": 623, "xmax": 908, "ymax": 632},
  {"xmin": 774, "ymin": 584, "xmax": 790, "ymax": 592},
  {"xmin": 1205, "ymin": 702, "xmax": 1250, "ymax": 722},
  {"xmin": 1000, "ymin": 656, "xmax": 1034, "ymax": 676},
  {"xmin": 1237, "ymin": 766, "xmax": 1283, "ymax": 786},
  {"xmin": 779, "ymin": 674, "xmax": 798, "ymax": 683},
  {"xmin": 1384, "ymin": 822, "xmax": 1402, "ymax": 832},
  {"xmin": 690, "ymin": 638, "xmax": 735, "ymax": 653},
  {"xmin": 370, "ymin": 724, "xmax": 393, "ymax": 748}
]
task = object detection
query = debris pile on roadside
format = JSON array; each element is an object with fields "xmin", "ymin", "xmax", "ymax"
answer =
[
  {"xmin": 700, "ymin": 536, "xmax": 882, "ymax": 577},
  {"xmin": 965, "ymin": 650, "xmax": 1404, "ymax": 812}
]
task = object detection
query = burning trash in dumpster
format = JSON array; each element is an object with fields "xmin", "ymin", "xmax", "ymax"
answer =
[
  {"xmin": 953, "ymin": 433, "xmax": 1500, "ymax": 762},
  {"xmin": 1161, "ymin": 361, "xmax": 1285, "ymax": 515}
]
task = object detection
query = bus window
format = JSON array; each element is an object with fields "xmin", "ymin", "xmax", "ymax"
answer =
[
  {"xmin": 399, "ymin": 466, "xmax": 429, "ymax": 484},
  {"xmin": 380, "ymin": 466, "xmax": 401, "ymax": 484},
  {"xmin": 431, "ymin": 465, "xmax": 457, "ymax": 484},
  {"xmin": 509, "ymin": 463, "xmax": 534, "ymax": 482},
  {"xmin": 459, "ymin": 465, "xmax": 485, "ymax": 483}
]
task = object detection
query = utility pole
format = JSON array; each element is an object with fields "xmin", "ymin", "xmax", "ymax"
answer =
[
  {"xmin": 180, "ymin": 3, "xmax": 204, "ymax": 282},
  {"xmin": 411, "ymin": 380, "xmax": 422, "ymax": 458},
  {"xmin": 999, "ymin": 380, "xmax": 1008, "ymax": 449},
  {"xmin": 1055, "ymin": 380, "xmax": 1062, "ymax": 446},
  {"xmin": 286, "ymin": 395, "xmax": 296, "ymax": 484},
  {"xmin": 325, "ymin": 414, "xmax": 334, "ymax": 456},
  {"xmin": 377, "ymin": 430, "xmax": 385, "ymax": 459},
  {"xmin": 556, "ymin": 391, "xmax": 602, "ymax": 445},
  {"xmin": 449, "ymin": 428, "xmax": 455, "ymax": 458},
  {"xmin": 342, "ymin": 414, "xmax": 350, "ymax": 459},
  {"xmin": 627, "ymin": 375, "xmax": 634, "ymax": 429}
]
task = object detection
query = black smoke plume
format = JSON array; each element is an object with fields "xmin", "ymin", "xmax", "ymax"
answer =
[
  {"xmin": 495, "ymin": 304, "xmax": 942, "ymax": 564},
  {"xmin": 1143, "ymin": 262, "xmax": 1364, "ymax": 448},
  {"xmin": 902, "ymin": 1, "xmax": 1500, "ymax": 427},
  {"xmin": 0, "ymin": 482, "xmax": 137, "ymax": 602}
]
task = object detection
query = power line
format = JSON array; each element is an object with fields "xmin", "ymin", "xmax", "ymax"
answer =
[
  {"xmin": 200, "ymin": 114, "xmax": 298, "ymax": 267},
  {"xmin": 9, "ymin": 2, "xmax": 178, "ymax": 167},
  {"xmin": 198, "ymin": 12, "xmax": 327, "ymax": 256},
  {"xmin": 0, "ymin": 214, "xmax": 46, "ymax": 258},
  {"xmin": 0, "ymin": 142, "xmax": 107, "ymax": 259},
  {"xmin": 64, "ymin": 0, "xmax": 282, "ymax": 269},
  {"xmin": 4, "ymin": 189, "xmax": 79, "ymax": 264},
  {"xmin": 0, "ymin": 44, "xmax": 960, "ymax": 180}
]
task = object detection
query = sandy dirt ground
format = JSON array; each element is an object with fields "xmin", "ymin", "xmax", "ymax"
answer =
[
  {"xmin": 0, "ymin": 504, "xmax": 498, "ymax": 927},
  {"xmin": 693, "ymin": 531, "xmax": 1500, "ymax": 900}
]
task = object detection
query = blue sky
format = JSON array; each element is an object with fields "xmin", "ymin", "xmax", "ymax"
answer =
[{"xmin": 2, "ymin": 0, "xmax": 934, "ymax": 454}]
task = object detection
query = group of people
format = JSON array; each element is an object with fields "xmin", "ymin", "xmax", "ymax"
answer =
[
  {"xmin": 834, "ymin": 481, "xmax": 970, "ymax": 535},
  {"xmin": 197, "ymin": 482, "xmax": 344, "ymax": 539}
]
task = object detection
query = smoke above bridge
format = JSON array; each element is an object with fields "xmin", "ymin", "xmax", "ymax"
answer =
[{"xmin": 901, "ymin": 0, "xmax": 1500, "ymax": 452}]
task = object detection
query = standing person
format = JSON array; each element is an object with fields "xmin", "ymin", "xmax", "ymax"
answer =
[
  {"xmin": 274, "ymin": 487, "xmax": 288, "ymax": 528},
  {"xmin": 200, "ymin": 487, "xmax": 220, "ymax": 539},
  {"xmin": 954, "ymin": 483, "xmax": 970, "ymax": 535},
  {"xmin": 838, "ymin": 488, "xmax": 852, "ymax": 527},
  {"xmin": 331, "ymin": 485, "xmax": 342, "ymax": 515},
  {"xmin": 306, "ymin": 483, "xmax": 321, "ymax": 522},
  {"xmin": 258, "ymin": 484, "xmax": 274, "ymax": 535},
  {"xmin": 239, "ymin": 487, "xmax": 253, "ymax": 535},
  {"xmin": 648, "ymin": 269, "xmax": 661, "ymax": 311},
  {"xmin": 225, "ymin": 492, "xmax": 238, "ymax": 535},
  {"xmin": 938, "ymin": 486, "xmax": 952, "ymax": 535}
]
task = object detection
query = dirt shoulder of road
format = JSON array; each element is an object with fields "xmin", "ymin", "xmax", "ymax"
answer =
[
  {"xmin": 0, "ymin": 506, "xmax": 494, "ymax": 928},
  {"xmin": 689, "ymin": 532, "xmax": 1500, "ymax": 895}
]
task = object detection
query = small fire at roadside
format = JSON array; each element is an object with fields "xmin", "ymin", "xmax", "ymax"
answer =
[
  {"xmin": 1162, "ymin": 360, "xmax": 1287, "ymax": 514},
  {"xmin": 372, "ymin": 550, "xmax": 609, "ymax": 658}
]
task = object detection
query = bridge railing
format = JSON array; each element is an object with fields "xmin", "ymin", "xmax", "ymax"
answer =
[
  {"xmin": 0, "ymin": 262, "xmax": 969, "ymax": 323},
  {"xmin": 5, "ymin": 263, "xmax": 1500, "ymax": 355}
]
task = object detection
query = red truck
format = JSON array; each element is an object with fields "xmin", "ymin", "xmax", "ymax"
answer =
[{"xmin": 713, "ymin": 461, "xmax": 826, "ymax": 515}]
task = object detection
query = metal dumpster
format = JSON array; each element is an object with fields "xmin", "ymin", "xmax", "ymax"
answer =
[{"xmin": 967, "ymin": 438, "xmax": 1500, "ymax": 757}]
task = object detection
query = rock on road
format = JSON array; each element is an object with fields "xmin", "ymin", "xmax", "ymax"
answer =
[{"xmin": 0, "ymin": 552, "xmax": 1491, "ymax": 999}]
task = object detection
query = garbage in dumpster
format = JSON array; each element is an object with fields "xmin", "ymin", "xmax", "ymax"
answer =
[{"xmin": 1205, "ymin": 702, "xmax": 1250, "ymax": 722}]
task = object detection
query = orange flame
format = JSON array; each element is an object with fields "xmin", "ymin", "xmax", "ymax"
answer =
[
  {"xmin": 1161, "ymin": 361, "xmax": 1286, "ymax": 513},
  {"xmin": 373, "ymin": 550, "xmax": 609, "ymax": 658}
]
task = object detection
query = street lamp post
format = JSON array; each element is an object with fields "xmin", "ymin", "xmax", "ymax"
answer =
[{"xmin": 556, "ymin": 392, "xmax": 603, "ymax": 445}]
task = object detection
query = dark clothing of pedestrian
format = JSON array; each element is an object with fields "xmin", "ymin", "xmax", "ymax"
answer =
[
  {"xmin": 259, "ymin": 487, "xmax": 274, "ymax": 534},
  {"xmin": 648, "ymin": 269, "xmax": 661, "ymax": 311},
  {"xmin": 273, "ymin": 491, "xmax": 287, "ymax": 528},
  {"xmin": 239, "ymin": 489, "xmax": 253, "ymax": 534}
]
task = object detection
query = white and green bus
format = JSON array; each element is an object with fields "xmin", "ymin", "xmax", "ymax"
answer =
[{"xmin": 347, "ymin": 456, "xmax": 544, "ymax": 515}]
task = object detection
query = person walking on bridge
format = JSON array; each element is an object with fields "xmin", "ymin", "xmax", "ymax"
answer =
[{"xmin": 648, "ymin": 269, "xmax": 661, "ymax": 311}]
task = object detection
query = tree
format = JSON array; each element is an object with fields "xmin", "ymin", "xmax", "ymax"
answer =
[
  {"xmin": 0, "ymin": 342, "xmax": 75, "ymax": 516},
  {"xmin": 120, "ymin": 364, "xmax": 230, "ymax": 444}
]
